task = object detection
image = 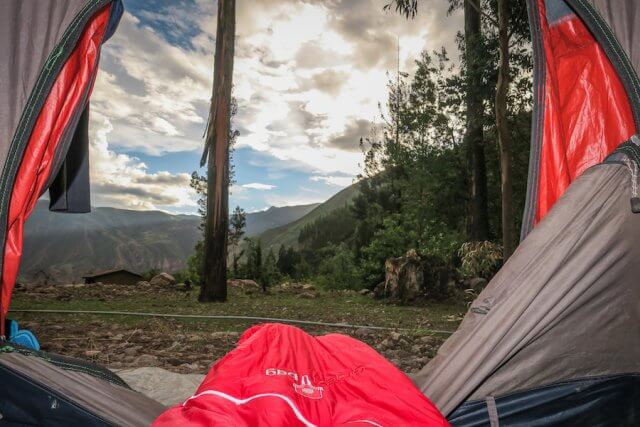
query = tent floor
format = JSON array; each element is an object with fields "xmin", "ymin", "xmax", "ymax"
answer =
[{"xmin": 449, "ymin": 374, "xmax": 640, "ymax": 426}]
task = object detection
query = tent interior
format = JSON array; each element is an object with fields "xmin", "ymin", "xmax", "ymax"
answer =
[{"xmin": 0, "ymin": 0, "xmax": 639, "ymax": 425}]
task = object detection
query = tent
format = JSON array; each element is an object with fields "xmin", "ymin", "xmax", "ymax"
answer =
[
  {"xmin": 414, "ymin": 0, "xmax": 640, "ymax": 424},
  {"xmin": 0, "ymin": 0, "xmax": 639, "ymax": 425},
  {"xmin": 0, "ymin": 1, "xmax": 165, "ymax": 425}
]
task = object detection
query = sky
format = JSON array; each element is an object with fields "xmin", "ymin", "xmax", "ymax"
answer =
[{"xmin": 89, "ymin": 0, "xmax": 462, "ymax": 214}]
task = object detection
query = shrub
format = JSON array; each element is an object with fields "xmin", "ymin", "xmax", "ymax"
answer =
[
  {"xmin": 458, "ymin": 241, "xmax": 503, "ymax": 280},
  {"xmin": 316, "ymin": 244, "xmax": 362, "ymax": 290}
]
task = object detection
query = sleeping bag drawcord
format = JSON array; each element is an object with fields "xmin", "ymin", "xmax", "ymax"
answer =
[
  {"xmin": 622, "ymin": 155, "xmax": 640, "ymax": 213},
  {"xmin": 8, "ymin": 309, "xmax": 454, "ymax": 335}
]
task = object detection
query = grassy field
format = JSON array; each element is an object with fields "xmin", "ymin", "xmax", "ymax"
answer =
[{"xmin": 9, "ymin": 283, "xmax": 466, "ymax": 374}]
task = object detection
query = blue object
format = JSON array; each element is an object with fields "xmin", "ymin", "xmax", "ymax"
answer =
[{"xmin": 7, "ymin": 319, "xmax": 40, "ymax": 351}]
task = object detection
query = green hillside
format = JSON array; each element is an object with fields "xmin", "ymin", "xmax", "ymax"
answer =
[{"xmin": 259, "ymin": 182, "xmax": 359, "ymax": 250}]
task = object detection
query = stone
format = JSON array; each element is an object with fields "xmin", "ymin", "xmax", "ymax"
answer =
[
  {"xmin": 136, "ymin": 281, "xmax": 151, "ymax": 287},
  {"xmin": 135, "ymin": 354, "xmax": 159, "ymax": 367},
  {"xmin": 465, "ymin": 277, "xmax": 488, "ymax": 289},
  {"xmin": 84, "ymin": 350, "xmax": 101, "ymax": 357},
  {"xmin": 301, "ymin": 284, "xmax": 315, "ymax": 291},
  {"xmin": 228, "ymin": 279, "xmax": 260, "ymax": 289},
  {"xmin": 149, "ymin": 273, "xmax": 176, "ymax": 287},
  {"xmin": 124, "ymin": 346, "xmax": 143, "ymax": 356},
  {"xmin": 297, "ymin": 291, "xmax": 317, "ymax": 299},
  {"xmin": 379, "ymin": 339, "xmax": 393, "ymax": 350},
  {"xmin": 358, "ymin": 288, "xmax": 371, "ymax": 296},
  {"xmin": 389, "ymin": 331, "xmax": 402, "ymax": 342}
]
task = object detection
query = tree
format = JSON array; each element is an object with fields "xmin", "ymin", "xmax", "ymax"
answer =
[
  {"xmin": 463, "ymin": 0, "xmax": 489, "ymax": 241},
  {"xmin": 229, "ymin": 206, "xmax": 246, "ymax": 275},
  {"xmin": 200, "ymin": 0, "xmax": 236, "ymax": 302},
  {"xmin": 495, "ymin": 0, "xmax": 515, "ymax": 258},
  {"xmin": 383, "ymin": 0, "xmax": 418, "ymax": 18},
  {"xmin": 262, "ymin": 249, "xmax": 280, "ymax": 291},
  {"xmin": 190, "ymin": 172, "xmax": 207, "ymax": 230},
  {"xmin": 387, "ymin": 0, "xmax": 488, "ymax": 241},
  {"xmin": 244, "ymin": 238, "xmax": 263, "ymax": 284}
]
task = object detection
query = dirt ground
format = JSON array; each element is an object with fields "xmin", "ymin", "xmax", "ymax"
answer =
[{"xmin": 10, "ymin": 281, "xmax": 465, "ymax": 376}]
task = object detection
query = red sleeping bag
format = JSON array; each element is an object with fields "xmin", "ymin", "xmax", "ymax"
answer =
[{"xmin": 153, "ymin": 323, "xmax": 449, "ymax": 426}]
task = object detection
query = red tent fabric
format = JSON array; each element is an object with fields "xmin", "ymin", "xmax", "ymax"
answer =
[
  {"xmin": 153, "ymin": 323, "xmax": 449, "ymax": 427},
  {"xmin": 0, "ymin": 5, "xmax": 112, "ymax": 336}
]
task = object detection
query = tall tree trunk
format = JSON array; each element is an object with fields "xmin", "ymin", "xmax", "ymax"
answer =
[
  {"xmin": 200, "ymin": 0, "xmax": 236, "ymax": 302},
  {"xmin": 464, "ymin": 0, "xmax": 489, "ymax": 241},
  {"xmin": 496, "ymin": 0, "xmax": 515, "ymax": 259}
]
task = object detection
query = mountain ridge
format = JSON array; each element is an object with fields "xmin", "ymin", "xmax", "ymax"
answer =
[{"xmin": 20, "ymin": 200, "xmax": 320, "ymax": 282}]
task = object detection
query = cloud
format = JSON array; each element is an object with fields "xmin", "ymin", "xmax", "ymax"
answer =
[
  {"xmin": 326, "ymin": 119, "xmax": 372, "ymax": 152},
  {"xmin": 242, "ymin": 183, "xmax": 277, "ymax": 190},
  {"xmin": 310, "ymin": 175, "xmax": 355, "ymax": 187},
  {"xmin": 89, "ymin": 0, "xmax": 461, "ymax": 211},
  {"xmin": 88, "ymin": 115, "xmax": 197, "ymax": 211}
]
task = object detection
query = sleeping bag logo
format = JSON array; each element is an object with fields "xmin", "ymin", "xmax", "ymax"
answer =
[{"xmin": 293, "ymin": 375, "xmax": 324, "ymax": 400}]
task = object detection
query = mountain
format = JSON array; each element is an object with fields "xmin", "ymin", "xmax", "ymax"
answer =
[
  {"xmin": 244, "ymin": 203, "xmax": 319, "ymax": 236},
  {"xmin": 259, "ymin": 182, "xmax": 359, "ymax": 250},
  {"xmin": 19, "ymin": 200, "xmax": 320, "ymax": 282}
]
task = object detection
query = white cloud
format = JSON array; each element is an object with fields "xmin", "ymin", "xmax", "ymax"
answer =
[
  {"xmin": 310, "ymin": 175, "xmax": 355, "ymax": 187},
  {"xmin": 88, "ymin": 114, "xmax": 197, "ymax": 210},
  {"xmin": 242, "ymin": 183, "xmax": 277, "ymax": 190},
  {"xmin": 88, "ymin": 0, "xmax": 460, "ymax": 210}
]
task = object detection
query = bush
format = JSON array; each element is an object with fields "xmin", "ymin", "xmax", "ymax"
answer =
[
  {"xmin": 315, "ymin": 244, "xmax": 362, "ymax": 290},
  {"xmin": 458, "ymin": 241, "xmax": 503, "ymax": 280}
]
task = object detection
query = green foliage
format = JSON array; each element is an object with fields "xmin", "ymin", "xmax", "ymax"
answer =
[
  {"xmin": 277, "ymin": 245, "xmax": 299, "ymax": 277},
  {"xmin": 229, "ymin": 206, "xmax": 247, "ymax": 276},
  {"xmin": 458, "ymin": 241, "xmax": 503, "ymax": 280},
  {"xmin": 186, "ymin": 240, "xmax": 204, "ymax": 284},
  {"xmin": 315, "ymin": 244, "xmax": 362, "ymax": 290},
  {"xmin": 243, "ymin": 238, "xmax": 263, "ymax": 283},
  {"xmin": 238, "ymin": 6, "xmax": 532, "ymax": 294},
  {"xmin": 298, "ymin": 207, "xmax": 356, "ymax": 250},
  {"xmin": 261, "ymin": 249, "xmax": 281, "ymax": 290},
  {"xmin": 383, "ymin": 0, "xmax": 418, "ymax": 19}
]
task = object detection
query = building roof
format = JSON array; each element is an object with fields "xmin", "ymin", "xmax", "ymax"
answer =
[{"xmin": 82, "ymin": 269, "xmax": 142, "ymax": 279}]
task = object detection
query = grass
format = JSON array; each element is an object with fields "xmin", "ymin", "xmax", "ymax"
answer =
[
  {"xmin": 8, "ymin": 284, "xmax": 468, "ymax": 374},
  {"xmin": 10, "ymin": 285, "xmax": 466, "ymax": 335}
]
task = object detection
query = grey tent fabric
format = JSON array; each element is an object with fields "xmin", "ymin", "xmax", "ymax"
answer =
[
  {"xmin": 588, "ymin": 0, "xmax": 640, "ymax": 94},
  {"xmin": 0, "ymin": 0, "xmax": 88, "ymax": 169},
  {"xmin": 415, "ymin": 159, "xmax": 640, "ymax": 416},
  {"xmin": 0, "ymin": 351, "xmax": 166, "ymax": 425}
]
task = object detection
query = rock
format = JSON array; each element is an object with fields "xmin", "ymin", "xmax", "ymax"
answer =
[
  {"xmin": 358, "ymin": 288, "xmax": 371, "ymax": 296},
  {"xmin": 136, "ymin": 281, "xmax": 151, "ymax": 287},
  {"xmin": 124, "ymin": 346, "xmax": 143, "ymax": 356},
  {"xmin": 419, "ymin": 336, "xmax": 435, "ymax": 345},
  {"xmin": 149, "ymin": 273, "xmax": 176, "ymax": 287},
  {"xmin": 297, "ymin": 291, "xmax": 317, "ymax": 299},
  {"xmin": 135, "ymin": 354, "xmax": 159, "ymax": 367},
  {"xmin": 384, "ymin": 249, "xmax": 423, "ymax": 303},
  {"xmin": 382, "ymin": 249, "xmax": 451, "ymax": 303},
  {"xmin": 465, "ymin": 277, "xmax": 488, "ymax": 289},
  {"xmin": 84, "ymin": 350, "xmax": 101, "ymax": 357},
  {"xmin": 228, "ymin": 279, "xmax": 260, "ymax": 289},
  {"xmin": 301, "ymin": 284, "xmax": 315, "ymax": 291},
  {"xmin": 389, "ymin": 331, "xmax": 402, "ymax": 342},
  {"xmin": 354, "ymin": 328, "xmax": 371, "ymax": 337},
  {"xmin": 379, "ymin": 339, "xmax": 393, "ymax": 350},
  {"xmin": 373, "ymin": 282, "xmax": 386, "ymax": 299}
]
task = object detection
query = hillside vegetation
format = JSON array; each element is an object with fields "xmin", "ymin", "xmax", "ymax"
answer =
[
  {"xmin": 20, "ymin": 201, "xmax": 318, "ymax": 282},
  {"xmin": 259, "ymin": 183, "xmax": 359, "ymax": 250}
]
